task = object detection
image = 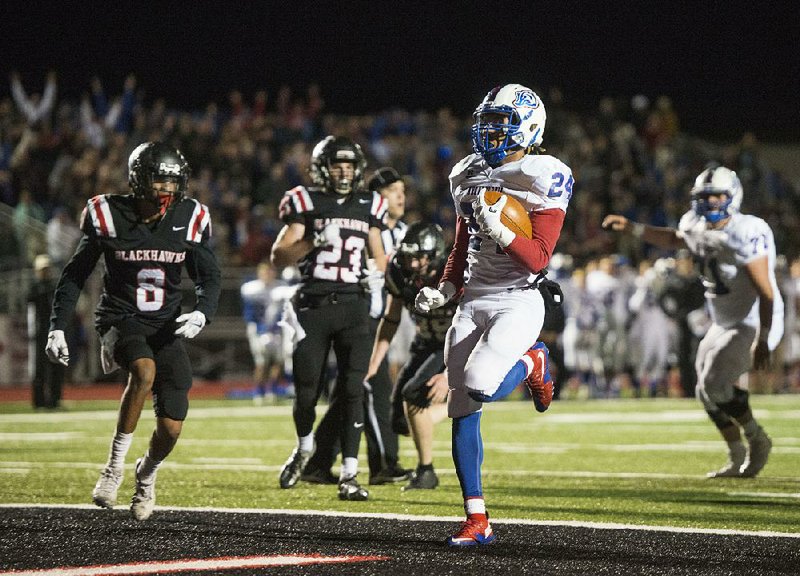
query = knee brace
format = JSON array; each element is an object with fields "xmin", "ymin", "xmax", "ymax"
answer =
[
  {"xmin": 705, "ymin": 409, "xmax": 734, "ymax": 431},
  {"xmin": 717, "ymin": 388, "xmax": 750, "ymax": 419}
]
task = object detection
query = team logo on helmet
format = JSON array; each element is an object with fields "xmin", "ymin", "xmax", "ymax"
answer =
[
  {"xmin": 159, "ymin": 162, "xmax": 182, "ymax": 175},
  {"xmin": 513, "ymin": 90, "xmax": 540, "ymax": 108}
]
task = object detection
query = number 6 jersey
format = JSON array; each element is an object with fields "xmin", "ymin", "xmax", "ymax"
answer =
[{"xmin": 50, "ymin": 194, "xmax": 221, "ymax": 331}]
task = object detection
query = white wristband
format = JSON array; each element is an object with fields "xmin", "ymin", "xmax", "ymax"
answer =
[{"xmin": 632, "ymin": 223, "xmax": 645, "ymax": 239}]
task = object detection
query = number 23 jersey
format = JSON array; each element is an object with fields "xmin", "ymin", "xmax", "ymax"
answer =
[
  {"xmin": 279, "ymin": 186, "xmax": 387, "ymax": 296},
  {"xmin": 50, "ymin": 194, "xmax": 221, "ymax": 330}
]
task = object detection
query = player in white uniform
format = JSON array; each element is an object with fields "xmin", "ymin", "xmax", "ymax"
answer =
[
  {"xmin": 603, "ymin": 165, "xmax": 783, "ymax": 478},
  {"xmin": 415, "ymin": 84, "xmax": 570, "ymax": 546}
]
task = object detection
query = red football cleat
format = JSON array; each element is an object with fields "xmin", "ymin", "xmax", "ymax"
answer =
[
  {"xmin": 446, "ymin": 513, "xmax": 496, "ymax": 546},
  {"xmin": 524, "ymin": 342, "xmax": 553, "ymax": 413}
]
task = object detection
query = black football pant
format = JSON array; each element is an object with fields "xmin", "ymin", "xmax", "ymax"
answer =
[
  {"xmin": 307, "ymin": 317, "xmax": 400, "ymax": 476},
  {"xmin": 291, "ymin": 293, "xmax": 370, "ymax": 461}
]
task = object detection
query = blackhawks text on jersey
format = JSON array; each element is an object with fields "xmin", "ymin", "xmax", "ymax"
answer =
[{"xmin": 50, "ymin": 194, "xmax": 221, "ymax": 331}]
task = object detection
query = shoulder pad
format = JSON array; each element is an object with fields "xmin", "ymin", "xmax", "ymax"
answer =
[
  {"xmin": 449, "ymin": 154, "xmax": 484, "ymax": 188},
  {"xmin": 84, "ymin": 195, "xmax": 118, "ymax": 238},
  {"xmin": 184, "ymin": 199, "xmax": 212, "ymax": 242},
  {"xmin": 279, "ymin": 186, "xmax": 315, "ymax": 220},
  {"xmin": 677, "ymin": 210, "xmax": 701, "ymax": 234}
]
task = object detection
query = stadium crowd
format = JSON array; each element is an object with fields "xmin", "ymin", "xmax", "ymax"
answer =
[{"xmin": 2, "ymin": 71, "xmax": 799, "ymax": 396}]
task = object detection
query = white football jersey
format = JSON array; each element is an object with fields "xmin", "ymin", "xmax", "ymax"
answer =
[
  {"xmin": 449, "ymin": 153, "xmax": 572, "ymax": 293},
  {"xmin": 678, "ymin": 210, "xmax": 784, "ymax": 346}
]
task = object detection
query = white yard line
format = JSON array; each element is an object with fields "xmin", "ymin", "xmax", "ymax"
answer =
[
  {"xmin": 2, "ymin": 405, "xmax": 799, "ymax": 424},
  {"xmin": 3, "ymin": 460, "xmax": 800, "ymax": 482}
]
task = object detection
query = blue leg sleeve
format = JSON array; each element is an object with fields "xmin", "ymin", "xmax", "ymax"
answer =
[
  {"xmin": 468, "ymin": 360, "xmax": 526, "ymax": 403},
  {"xmin": 452, "ymin": 411, "xmax": 483, "ymax": 498}
]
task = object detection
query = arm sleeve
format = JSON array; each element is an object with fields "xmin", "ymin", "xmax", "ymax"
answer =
[
  {"xmin": 11, "ymin": 76, "xmax": 36, "ymax": 123},
  {"xmin": 39, "ymin": 75, "xmax": 57, "ymax": 120},
  {"xmin": 186, "ymin": 238, "xmax": 222, "ymax": 323},
  {"xmin": 440, "ymin": 215, "xmax": 469, "ymax": 291},
  {"xmin": 49, "ymin": 235, "xmax": 103, "ymax": 331},
  {"xmin": 504, "ymin": 208, "xmax": 565, "ymax": 273}
]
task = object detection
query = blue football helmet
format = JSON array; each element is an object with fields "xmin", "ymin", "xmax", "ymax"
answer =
[
  {"xmin": 690, "ymin": 166, "xmax": 743, "ymax": 223},
  {"xmin": 471, "ymin": 84, "xmax": 547, "ymax": 168}
]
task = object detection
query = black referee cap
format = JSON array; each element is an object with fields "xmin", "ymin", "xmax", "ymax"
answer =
[{"xmin": 367, "ymin": 167, "xmax": 402, "ymax": 191}]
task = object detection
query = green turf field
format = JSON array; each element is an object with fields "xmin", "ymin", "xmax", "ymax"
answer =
[{"xmin": 1, "ymin": 395, "xmax": 798, "ymax": 533}]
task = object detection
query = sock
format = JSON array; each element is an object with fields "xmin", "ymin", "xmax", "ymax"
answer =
[
  {"xmin": 468, "ymin": 361, "xmax": 527, "ymax": 403},
  {"xmin": 742, "ymin": 419, "xmax": 760, "ymax": 439},
  {"xmin": 465, "ymin": 497, "xmax": 487, "ymax": 516},
  {"xmin": 136, "ymin": 450, "xmax": 161, "ymax": 485},
  {"xmin": 340, "ymin": 457, "xmax": 358, "ymax": 480},
  {"xmin": 452, "ymin": 412, "xmax": 483, "ymax": 498},
  {"xmin": 298, "ymin": 433, "xmax": 315, "ymax": 453},
  {"xmin": 727, "ymin": 439, "xmax": 745, "ymax": 458},
  {"xmin": 418, "ymin": 463, "xmax": 434, "ymax": 473},
  {"xmin": 107, "ymin": 432, "xmax": 133, "ymax": 471}
]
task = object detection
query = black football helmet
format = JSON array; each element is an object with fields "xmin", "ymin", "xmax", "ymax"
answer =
[
  {"xmin": 128, "ymin": 142, "xmax": 190, "ymax": 215},
  {"xmin": 309, "ymin": 135, "xmax": 367, "ymax": 195},
  {"xmin": 396, "ymin": 222, "xmax": 447, "ymax": 284}
]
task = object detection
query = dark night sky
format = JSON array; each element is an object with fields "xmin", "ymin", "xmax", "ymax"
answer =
[{"xmin": 2, "ymin": 2, "xmax": 798, "ymax": 142}]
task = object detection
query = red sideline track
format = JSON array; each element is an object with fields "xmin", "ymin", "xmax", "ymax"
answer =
[{"xmin": 0, "ymin": 380, "xmax": 245, "ymax": 403}]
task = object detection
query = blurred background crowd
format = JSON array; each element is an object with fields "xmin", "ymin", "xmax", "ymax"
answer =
[{"xmin": 2, "ymin": 71, "xmax": 799, "ymax": 397}]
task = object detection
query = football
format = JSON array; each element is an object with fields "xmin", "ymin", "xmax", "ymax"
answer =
[{"xmin": 484, "ymin": 190, "xmax": 533, "ymax": 239}]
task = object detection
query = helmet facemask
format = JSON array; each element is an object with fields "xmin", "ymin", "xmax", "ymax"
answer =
[
  {"xmin": 152, "ymin": 176, "xmax": 183, "ymax": 216},
  {"xmin": 692, "ymin": 193, "xmax": 733, "ymax": 224},
  {"xmin": 327, "ymin": 160, "xmax": 358, "ymax": 195}
]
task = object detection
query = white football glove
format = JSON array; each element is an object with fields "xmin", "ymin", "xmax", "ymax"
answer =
[
  {"xmin": 360, "ymin": 268, "xmax": 385, "ymax": 293},
  {"xmin": 472, "ymin": 191, "xmax": 515, "ymax": 248},
  {"xmin": 45, "ymin": 330, "xmax": 70, "ymax": 366},
  {"xmin": 174, "ymin": 310, "xmax": 207, "ymax": 339},
  {"xmin": 312, "ymin": 223, "xmax": 342, "ymax": 248},
  {"xmin": 415, "ymin": 281, "xmax": 456, "ymax": 313}
]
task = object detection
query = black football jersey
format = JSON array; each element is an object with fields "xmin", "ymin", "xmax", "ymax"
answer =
[
  {"xmin": 50, "ymin": 194, "xmax": 221, "ymax": 330},
  {"xmin": 279, "ymin": 186, "xmax": 387, "ymax": 296},
  {"xmin": 385, "ymin": 256, "xmax": 457, "ymax": 346}
]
